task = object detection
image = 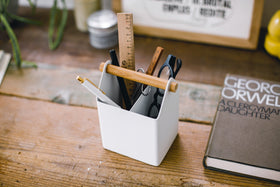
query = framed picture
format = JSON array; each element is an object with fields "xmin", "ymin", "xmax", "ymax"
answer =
[{"xmin": 113, "ymin": 0, "xmax": 264, "ymax": 49}]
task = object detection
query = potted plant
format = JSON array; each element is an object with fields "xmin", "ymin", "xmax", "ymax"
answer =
[
  {"xmin": 0, "ymin": 0, "xmax": 68, "ymax": 68},
  {"xmin": 0, "ymin": 0, "xmax": 39, "ymax": 68}
]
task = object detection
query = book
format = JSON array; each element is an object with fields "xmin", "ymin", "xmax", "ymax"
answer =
[
  {"xmin": 0, "ymin": 50, "xmax": 11, "ymax": 86},
  {"xmin": 203, "ymin": 74, "xmax": 280, "ymax": 182}
]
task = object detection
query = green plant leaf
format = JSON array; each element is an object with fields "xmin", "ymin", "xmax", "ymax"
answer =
[
  {"xmin": 0, "ymin": 0, "xmax": 9, "ymax": 14},
  {"xmin": 1, "ymin": 0, "xmax": 9, "ymax": 11},
  {"xmin": 0, "ymin": 1, "xmax": 4, "ymax": 13},
  {"xmin": 0, "ymin": 13, "xmax": 22, "ymax": 68},
  {"xmin": 22, "ymin": 60, "xmax": 37, "ymax": 68},
  {"xmin": 27, "ymin": 0, "xmax": 37, "ymax": 14},
  {"xmin": 48, "ymin": 0, "xmax": 68, "ymax": 50},
  {"xmin": 8, "ymin": 13, "xmax": 41, "ymax": 25}
]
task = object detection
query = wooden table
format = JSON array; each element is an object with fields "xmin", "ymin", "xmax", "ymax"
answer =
[{"xmin": 0, "ymin": 7, "xmax": 279, "ymax": 186}]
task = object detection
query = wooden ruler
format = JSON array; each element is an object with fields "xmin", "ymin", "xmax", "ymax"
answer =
[{"xmin": 117, "ymin": 13, "xmax": 136, "ymax": 98}]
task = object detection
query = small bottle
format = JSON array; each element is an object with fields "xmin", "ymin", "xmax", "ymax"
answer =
[
  {"xmin": 87, "ymin": 10, "xmax": 118, "ymax": 49},
  {"xmin": 264, "ymin": 10, "xmax": 280, "ymax": 59},
  {"xmin": 74, "ymin": 0, "xmax": 101, "ymax": 32}
]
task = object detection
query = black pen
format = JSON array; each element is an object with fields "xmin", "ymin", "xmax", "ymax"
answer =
[{"xmin": 109, "ymin": 49, "xmax": 132, "ymax": 110}]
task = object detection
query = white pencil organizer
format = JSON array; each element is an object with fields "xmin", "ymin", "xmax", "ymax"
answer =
[{"xmin": 97, "ymin": 60, "xmax": 179, "ymax": 166}]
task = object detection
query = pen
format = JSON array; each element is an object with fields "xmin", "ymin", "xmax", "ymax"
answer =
[
  {"xmin": 76, "ymin": 76, "xmax": 120, "ymax": 108},
  {"xmin": 109, "ymin": 49, "xmax": 132, "ymax": 110}
]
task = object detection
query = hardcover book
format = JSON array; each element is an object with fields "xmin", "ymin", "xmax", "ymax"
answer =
[{"xmin": 203, "ymin": 74, "xmax": 280, "ymax": 182}]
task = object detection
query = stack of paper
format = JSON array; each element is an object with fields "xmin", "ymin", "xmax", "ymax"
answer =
[{"xmin": 0, "ymin": 50, "xmax": 11, "ymax": 86}]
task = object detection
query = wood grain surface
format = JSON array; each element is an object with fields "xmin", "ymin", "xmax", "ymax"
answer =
[
  {"xmin": 0, "ymin": 6, "xmax": 279, "ymax": 186},
  {"xmin": 0, "ymin": 63, "xmax": 220, "ymax": 124},
  {"xmin": 0, "ymin": 95, "xmax": 278, "ymax": 186}
]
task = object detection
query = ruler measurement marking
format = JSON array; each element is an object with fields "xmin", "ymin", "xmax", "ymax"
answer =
[{"xmin": 117, "ymin": 13, "xmax": 136, "ymax": 98}]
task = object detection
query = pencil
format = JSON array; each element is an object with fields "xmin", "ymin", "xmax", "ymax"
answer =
[
  {"xmin": 146, "ymin": 46, "xmax": 164, "ymax": 76},
  {"xmin": 76, "ymin": 76, "xmax": 120, "ymax": 108}
]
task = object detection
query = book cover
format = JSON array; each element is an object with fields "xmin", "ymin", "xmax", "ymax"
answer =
[
  {"xmin": 0, "ymin": 50, "xmax": 11, "ymax": 86},
  {"xmin": 203, "ymin": 74, "xmax": 280, "ymax": 182}
]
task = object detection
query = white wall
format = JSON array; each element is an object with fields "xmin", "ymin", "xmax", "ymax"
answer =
[
  {"xmin": 19, "ymin": 0, "xmax": 280, "ymax": 27},
  {"xmin": 19, "ymin": 0, "xmax": 74, "ymax": 9}
]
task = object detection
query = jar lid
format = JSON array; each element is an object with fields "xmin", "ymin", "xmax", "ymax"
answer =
[{"xmin": 87, "ymin": 10, "xmax": 117, "ymax": 29}]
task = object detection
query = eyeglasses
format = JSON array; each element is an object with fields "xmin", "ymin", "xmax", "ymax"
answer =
[{"xmin": 148, "ymin": 54, "xmax": 182, "ymax": 118}]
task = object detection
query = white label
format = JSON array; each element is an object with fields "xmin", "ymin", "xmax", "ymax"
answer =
[{"xmin": 122, "ymin": 0, "xmax": 255, "ymax": 39}]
